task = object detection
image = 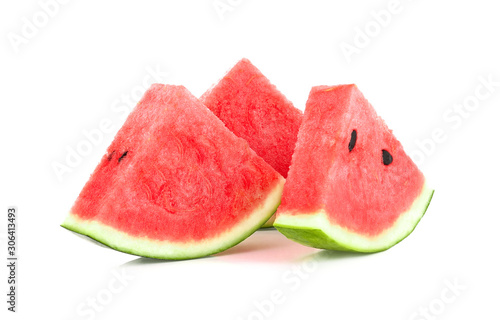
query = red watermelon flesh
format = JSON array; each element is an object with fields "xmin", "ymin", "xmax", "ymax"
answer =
[
  {"xmin": 274, "ymin": 85, "xmax": 433, "ymax": 252},
  {"xmin": 62, "ymin": 84, "xmax": 284, "ymax": 259},
  {"xmin": 200, "ymin": 58, "xmax": 303, "ymax": 179}
]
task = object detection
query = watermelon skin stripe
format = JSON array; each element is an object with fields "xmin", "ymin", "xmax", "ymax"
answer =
[
  {"xmin": 274, "ymin": 182, "xmax": 434, "ymax": 253},
  {"xmin": 62, "ymin": 180, "xmax": 284, "ymax": 260}
]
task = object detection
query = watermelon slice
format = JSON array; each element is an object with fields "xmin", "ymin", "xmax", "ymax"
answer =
[
  {"xmin": 61, "ymin": 84, "xmax": 285, "ymax": 260},
  {"xmin": 200, "ymin": 58, "xmax": 302, "ymax": 178},
  {"xmin": 200, "ymin": 58, "xmax": 303, "ymax": 226},
  {"xmin": 274, "ymin": 85, "xmax": 434, "ymax": 252}
]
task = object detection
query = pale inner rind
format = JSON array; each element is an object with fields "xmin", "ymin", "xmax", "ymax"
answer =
[
  {"xmin": 274, "ymin": 181, "xmax": 433, "ymax": 251},
  {"xmin": 62, "ymin": 178, "xmax": 284, "ymax": 259}
]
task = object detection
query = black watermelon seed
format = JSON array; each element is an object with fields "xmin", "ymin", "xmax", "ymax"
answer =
[
  {"xmin": 118, "ymin": 151, "xmax": 128, "ymax": 162},
  {"xmin": 107, "ymin": 150, "xmax": 115, "ymax": 161},
  {"xmin": 382, "ymin": 149, "xmax": 393, "ymax": 165},
  {"xmin": 348, "ymin": 130, "xmax": 357, "ymax": 152}
]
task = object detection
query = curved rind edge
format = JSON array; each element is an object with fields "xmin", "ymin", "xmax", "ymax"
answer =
[
  {"xmin": 261, "ymin": 213, "xmax": 276, "ymax": 228},
  {"xmin": 61, "ymin": 178, "xmax": 284, "ymax": 260},
  {"xmin": 274, "ymin": 182, "xmax": 434, "ymax": 253}
]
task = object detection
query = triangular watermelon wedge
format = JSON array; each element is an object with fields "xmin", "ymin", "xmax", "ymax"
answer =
[
  {"xmin": 274, "ymin": 85, "xmax": 434, "ymax": 252},
  {"xmin": 62, "ymin": 85, "xmax": 284, "ymax": 260},
  {"xmin": 200, "ymin": 58, "xmax": 303, "ymax": 227}
]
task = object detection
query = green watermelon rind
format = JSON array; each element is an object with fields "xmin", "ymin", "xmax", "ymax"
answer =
[
  {"xmin": 274, "ymin": 182, "xmax": 434, "ymax": 253},
  {"xmin": 61, "ymin": 179, "xmax": 284, "ymax": 260}
]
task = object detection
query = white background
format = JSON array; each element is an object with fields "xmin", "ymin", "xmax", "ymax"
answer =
[{"xmin": 1, "ymin": 0, "xmax": 499, "ymax": 319}]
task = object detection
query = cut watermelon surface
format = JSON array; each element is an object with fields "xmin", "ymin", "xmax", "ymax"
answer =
[
  {"xmin": 62, "ymin": 84, "xmax": 284, "ymax": 260},
  {"xmin": 200, "ymin": 58, "xmax": 303, "ymax": 179},
  {"xmin": 200, "ymin": 58, "xmax": 303, "ymax": 227},
  {"xmin": 274, "ymin": 85, "xmax": 433, "ymax": 252}
]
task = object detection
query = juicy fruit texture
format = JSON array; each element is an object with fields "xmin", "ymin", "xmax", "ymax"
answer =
[
  {"xmin": 274, "ymin": 85, "xmax": 433, "ymax": 252},
  {"xmin": 201, "ymin": 58, "xmax": 303, "ymax": 227},
  {"xmin": 62, "ymin": 84, "xmax": 284, "ymax": 260},
  {"xmin": 200, "ymin": 58, "xmax": 303, "ymax": 179}
]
